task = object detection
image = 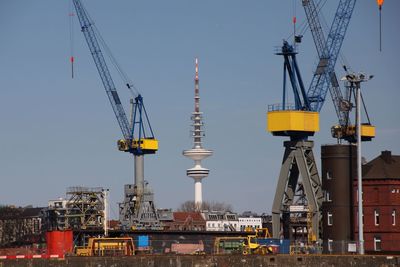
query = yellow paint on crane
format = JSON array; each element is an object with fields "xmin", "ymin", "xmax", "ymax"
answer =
[
  {"xmin": 132, "ymin": 138, "xmax": 158, "ymax": 151},
  {"xmin": 345, "ymin": 125, "xmax": 376, "ymax": 139},
  {"xmin": 361, "ymin": 125, "xmax": 375, "ymax": 138},
  {"xmin": 267, "ymin": 110, "xmax": 319, "ymax": 133},
  {"xmin": 118, "ymin": 138, "xmax": 158, "ymax": 152}
]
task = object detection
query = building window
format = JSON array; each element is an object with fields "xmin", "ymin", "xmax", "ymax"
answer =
[
  {"xmin": 328, "ymin": 239, "xmax": 333, "ymax": 252},
  {"xmin": 374, "ymin": 210, "xmax": 380, "ymax": 226},
  {"xmin": 326, "ymin": 171, "xmax": 332, "ymax": 180},
  {"xmin": 374, "ymin": 237, "xmax": 381, "ymax": 251},
  {"xmin": 326, "ymin": 191, "xmax": 332, "ymax": 202},
  {"xmin": 392, "ymin": 210, "xmax": 396, "ymax": 226},
  {"xmin": 327, "ymin": 212, "xmax": 333, "ymax": 226}
]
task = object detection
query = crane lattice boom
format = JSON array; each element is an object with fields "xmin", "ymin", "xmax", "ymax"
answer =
[
  {"xmin": 72, "ymin": 0, "xmax": 131, "ymax": 140},
  {"xmin": 303, "ymin": 0, "xmax": 356, "ymax": 123}
]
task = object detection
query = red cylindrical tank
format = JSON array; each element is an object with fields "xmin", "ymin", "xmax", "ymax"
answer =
[
  {"xmin": 46, "ymin": 230, "xmax": 73, "ymax": 255},
  {"xmin": 63, "ymin": 230, "xmax": 73, "ymax": 254}
]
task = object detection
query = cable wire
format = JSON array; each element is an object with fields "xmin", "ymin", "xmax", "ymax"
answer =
[{"xmin": 83, "ymin": 4, "xmax": 140, "ymax": 97}]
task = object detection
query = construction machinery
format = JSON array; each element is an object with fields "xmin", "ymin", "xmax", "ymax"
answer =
[
  {"xmin": 75, "ymin": 237, "xmax": 135, "ymax": 256},
  {"xmin": 301, "ymin": 0, "xmax": 375, "ymax": 143},
  {"xmin": 214, "ymin": 228, "xmax": 277, "ymax": 255},
  {"xmin": 72, "ymin": 0, "xmax": 160, "ymax": 229}
]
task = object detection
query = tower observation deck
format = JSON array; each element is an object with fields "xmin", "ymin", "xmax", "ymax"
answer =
[{"xmin": 183, "ymin": 58, "xmax": 213, "ymax": 210}]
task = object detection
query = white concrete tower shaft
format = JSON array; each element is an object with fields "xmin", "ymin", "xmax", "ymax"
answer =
[{"xmin": 183, "ymin": 58, "xmax": 213, "ymax": 210}]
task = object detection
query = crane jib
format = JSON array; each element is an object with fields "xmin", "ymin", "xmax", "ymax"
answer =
[
  {"xmin": 72, "ymin": 0, "xmax": 158, "ymax": 153},
  {"xmin": 111, "ymin": 91, "xmax": 122, "ymax": 105},
  {"xmin": 303, "ymin": 0, "xmax": 356, "ymax": 117}
]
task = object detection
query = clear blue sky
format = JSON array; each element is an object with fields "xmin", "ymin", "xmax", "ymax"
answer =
[{"xmin": 0, "ymin": 1, "xmax": 399, "ymax": 216}]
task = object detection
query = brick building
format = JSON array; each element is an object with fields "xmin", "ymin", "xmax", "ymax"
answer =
[
  {"xmin": 164, "ymin": 212, "xmax": 206, "ymax": 231},
  {"xmin": 353, "ymin": 151, "xmax": 400, "ymax": 252}
]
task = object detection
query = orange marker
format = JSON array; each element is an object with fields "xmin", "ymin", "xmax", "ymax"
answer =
[{"xmin": 70, "ymin": 56, "xmax": 74, "ymax": 79}]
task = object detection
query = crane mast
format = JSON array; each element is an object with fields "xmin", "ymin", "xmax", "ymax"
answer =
[
  {"xmin": 72, "ymin": 0, "xmax": 160, "ymax": 229},
  {"xmin": 268, "ymin": 42, "xmax": 323, "ymax": 240}
]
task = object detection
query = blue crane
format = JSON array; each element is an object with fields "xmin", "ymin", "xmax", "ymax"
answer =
[
  {"xmin": 72, "ymin": 0, "xmax": 157, "ymax": 155},
  {"xmin": 302, "ymin": 0, "xmax": 374, "ymax": 142},
  {"xmin": 276, "ymin": 41, "xmax": 310, "ymax": 112},
  {"xmin": 72, "ymin": 0, "xmax": 160, "ymax": 228},
  {"xmin": 303, "ymin": 0, "xmax": 356, "ymax": 117}
]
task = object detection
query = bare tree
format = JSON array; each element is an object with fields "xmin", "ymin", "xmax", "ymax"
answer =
[{"xmin": 177, "ymin": 201, "xmax": 233, "ymax": 212}]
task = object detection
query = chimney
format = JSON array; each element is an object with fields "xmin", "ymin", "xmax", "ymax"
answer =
[{"xmin": 381, "ymin": 150, "xmax": 392, "ymax": 163}]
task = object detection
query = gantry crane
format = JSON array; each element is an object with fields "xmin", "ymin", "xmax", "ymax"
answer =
[
  {"xmin": 268, "ymin": 41, "xmax": 323, "ymax": 240},
  {"xmin": 302, "ymin": 0, "xmax": 375, "ymax": 143},
  {"xmin": 268, "ymin": 0, "xmax": 376, "ymax": 240},
  {"xmin": 72, "ymin": 0, "xmax": 160, "ymax": 229}
]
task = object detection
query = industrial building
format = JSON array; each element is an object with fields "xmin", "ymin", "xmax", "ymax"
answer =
[
  {"xmin": 321, "ymin": 144, "xmax": 357, "ymax": 253},
  {"xmin": 353, "ymin": 150, "xmax": 400, "ymax": 253},
  {"xmin": 322, "ymin": 149, "xmax": 400, "ymax": 254},
  {"xmin": 0, "ymin": 206, "xmax": 44, "ymax": 247}
]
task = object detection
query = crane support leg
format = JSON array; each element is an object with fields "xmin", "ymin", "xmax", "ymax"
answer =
[
  {"xmin": 134, "ymin": 155, "xmax": 145, "ymax": 195},
  {"xmin": 272, "ymin": 140, "xmax": 323, "ymax": 239},
  {"xmin": 119, "ymin": 155, "xmax": 160, "ymax": 229}
]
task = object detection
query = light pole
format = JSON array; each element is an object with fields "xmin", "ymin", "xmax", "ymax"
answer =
[{"xmin": 342, "ymin": 72, "xmax": 373, "ymax": 255}]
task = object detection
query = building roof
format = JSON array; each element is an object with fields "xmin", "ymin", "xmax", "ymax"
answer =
[
  {"xmin": 0, "ymin": 206, "xmax": 44, "ymax": 220},
  {"xmin": 173, "ymin": 212, "xmax": 205, "ymax": 223},
  {"xmin": 363, "ymin": 151, "xmax": 400, "ymax": 180}
]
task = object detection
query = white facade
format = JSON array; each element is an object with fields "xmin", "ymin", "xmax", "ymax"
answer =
[
  {"xmin": 48, "ymin": 198, "xmax": 67, "ymax": 209},
  {"xmin": 206, "ymin": 220, "xmax": 239, "ymax": 231},
  {"xmin": 238, "ymin": 217, "xmax": 262, "ymax": 231},
  {"xmin": 204, "ymin": 212, "xmax": 238, "ymax": 231}
]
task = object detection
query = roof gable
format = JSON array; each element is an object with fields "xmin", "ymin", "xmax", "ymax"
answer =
[
  {"xmin": 173, "ymin": 212, "xmax": 205, "ymax": 222},
  {"xmin": 363, "ymin": 151, "xmax": 400, "ymax": 180}
]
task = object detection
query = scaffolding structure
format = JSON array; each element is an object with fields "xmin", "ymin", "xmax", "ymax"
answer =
[{"xmin": 65, "ymin": 187, "xmax": 105, "ymax": 230}]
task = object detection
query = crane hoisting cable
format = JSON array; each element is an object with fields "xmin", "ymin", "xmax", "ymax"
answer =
[
  {"xmin": 377, "ymin": 0, "xmax": 384, "ymax": 51},
  {"xmin": 69, "ymin": 1, "xmax": 75, "ymax": 79}
]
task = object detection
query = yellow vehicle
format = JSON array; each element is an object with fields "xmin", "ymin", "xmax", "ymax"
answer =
[
  {"xmin": 214, "ymin": 229, "xmax": 274, "ymax": 255},
  {"xmin": 214, "ymin": 236, "xmax": 246, "ymax": 254},
  {"xmin": 255, "ymin": 228, "xmax": 271, "ymax": 238},
  {"xmin": 75, "ymin": 237, "xmax": 135, "ymax": 256}
]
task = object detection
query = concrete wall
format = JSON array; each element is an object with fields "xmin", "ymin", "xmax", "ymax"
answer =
[{"xmin": 1, "ymin": 255, "xmax": 400, "ymax": 267}]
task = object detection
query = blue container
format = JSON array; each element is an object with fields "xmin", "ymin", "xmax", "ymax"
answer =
[
  {"xmin": 279, "ymin": 239, "xmax": 290, "ymax": 254},
  {"xmin": 257, "ymin": 238, "xmax": 280, "ymax": 246},
  {"xmin": 138, "ymin": 235, "xmax": 149, "ymax": 248}
]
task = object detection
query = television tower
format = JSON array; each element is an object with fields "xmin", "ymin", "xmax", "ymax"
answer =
[{"xmin": 183, "ymin": 58, "xmax": 213, "ymax": 210}]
